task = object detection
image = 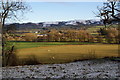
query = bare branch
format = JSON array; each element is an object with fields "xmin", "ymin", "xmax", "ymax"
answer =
[
  {"xmin": 95, "ymin": 1, "xmax": 120, "ymax": 27},
  {"xmin": 0, "ymin": 0, "xmax": 30, "ymax": 27}
]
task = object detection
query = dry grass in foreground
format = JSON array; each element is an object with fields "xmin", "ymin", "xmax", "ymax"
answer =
[{"xmin": 16, "ymin": 44, "xmax": 119, "ymax": 64}]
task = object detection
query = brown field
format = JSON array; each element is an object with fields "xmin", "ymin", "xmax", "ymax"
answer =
[{"xmin": 16, "ymin": 44, "xmax": 119, "ymax": 64}]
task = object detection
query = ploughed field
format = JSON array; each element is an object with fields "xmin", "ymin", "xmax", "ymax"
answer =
[{"xmin": 11, "ymin": 42, "xmax": 119, "ymax": 64}]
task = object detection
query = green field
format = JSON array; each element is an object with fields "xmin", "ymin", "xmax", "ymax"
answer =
[
  {"xmin": 9, "ymin": 41, "xmax": 96, "ymax": 49},
  {"xmin": 11, "ymin": 42, "xmax": 119, "ymax": 64}
]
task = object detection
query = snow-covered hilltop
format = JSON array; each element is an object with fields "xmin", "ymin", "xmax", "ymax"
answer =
[{"xmin": 5, "ymin": 19, "xmax": 104, "ymax": 30}]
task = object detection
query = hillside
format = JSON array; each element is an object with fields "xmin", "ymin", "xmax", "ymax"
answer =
[{"xmin": 5, "ymin": 19, "xmax": 104, "ymax": 30}]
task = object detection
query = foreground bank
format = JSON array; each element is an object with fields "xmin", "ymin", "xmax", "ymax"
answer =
[{"xmin": 2, "ymin": 58, "xmax": 120, "ymax": 79}]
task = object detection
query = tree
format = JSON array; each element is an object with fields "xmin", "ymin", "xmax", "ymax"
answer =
[
  {"xmin": 0, "ymin": 0, "xmax": 29, "ymax": 28},
  {"xmin": 96, "ymin": 1, "xmax": 120, "ymax": 27},
  {"xmin": 0, "ymin": 0, "xmax": 30, "ymax": 66},
  {"xmin": 98, "ymin": 27, "xmax": 119, "ymax": 43},
  {"xmin": 24, "ymin": 33, "xmax": 37, "ymax": 42}
]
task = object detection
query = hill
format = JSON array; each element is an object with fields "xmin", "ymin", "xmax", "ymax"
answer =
[{"xmin": 5, "ymin": 19, "xmax": 104, "ymax": 30}]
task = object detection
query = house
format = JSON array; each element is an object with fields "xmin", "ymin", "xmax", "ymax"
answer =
[{"xmin": 37, "ymin": 34, "xmax": 47, "ymax": 37}]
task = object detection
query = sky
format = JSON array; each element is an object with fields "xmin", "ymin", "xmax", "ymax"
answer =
[{"xmin": 9, "ymin": 2, "xmax": 104, "ymax": 23}]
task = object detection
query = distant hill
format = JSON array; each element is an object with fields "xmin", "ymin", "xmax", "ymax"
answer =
[{"xmin": 5, "ymin": 19, "xmax": 104, "ymax": 30}]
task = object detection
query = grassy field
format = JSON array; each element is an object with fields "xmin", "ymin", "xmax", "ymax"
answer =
[
  {"xmin": 87, "ymin": 25, "xmax": 119, "ymax": 33},
  {"xmin": 13, "ymin": 42, "xmax": 119, "ymax": 64},
  {"xmin": 9, "ymin": 41, "xmax": 96, "ymax": 49}
]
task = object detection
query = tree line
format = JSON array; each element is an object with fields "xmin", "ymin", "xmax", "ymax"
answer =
[{"xmin": 7, "ymin": 28, "xmax": 117, "ymax": 44}]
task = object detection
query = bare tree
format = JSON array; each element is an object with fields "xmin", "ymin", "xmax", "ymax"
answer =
[
  {"xmin": 96, "ymin": 1, "xmax": 120, "ymax": 27},
  {"xmin": 0, "ymin": 0, "xmax": 30, "ymax": 66},
  {"xmin": 0, "ymin": 0, "xmax": 29, "ymax": 28}
]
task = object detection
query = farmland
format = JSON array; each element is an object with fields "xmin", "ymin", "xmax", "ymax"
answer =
[
  {"xmin": 4, "ymin": 24, "xmax": 119, "ymax": 66},
  {"xmin": 9, "ymin": 41, "xmax": 96, "ymax": 49},
  {"xmin": 12, "ymin": 42, "xmax": 119, "ymax": 64}
]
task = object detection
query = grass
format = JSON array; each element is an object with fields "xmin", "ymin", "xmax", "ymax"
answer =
[
  {"xmin": 96, "ymin": 26, "xmax": 105, "ymax": 28},
  {"xmin": 15, "ymin": 44, "xmax": 119, "ymax": 64},
  {"xmin": 87, "ymin": 25, "xmax": 119, "ymax": 33},
  {"xmin": 87, "ymin": 27, "xmax": 101, "ymax": 32},
  {"xmin": 8, "ymin": 41, "xmax": 96, "ymax": 49}
]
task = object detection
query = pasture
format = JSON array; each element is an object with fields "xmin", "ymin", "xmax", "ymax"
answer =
[
  {"xmin": 9, "ymin": 41, "xmax": 96, "ymax": 49},
  {"xmin": 13, "ymin": 42, "xmax": 119, "ymax": 64}
]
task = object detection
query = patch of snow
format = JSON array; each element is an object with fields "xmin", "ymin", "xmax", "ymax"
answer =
[{"xmin": 1, "ymin": 59, "xmax": 120, "ymax": 79}]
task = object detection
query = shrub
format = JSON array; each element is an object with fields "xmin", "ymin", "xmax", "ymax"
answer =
[
  {"xmin": 21, "ymin": 55, "xmax": 40, "ymax": 65},
  {"xmin": 2, "ymin": 44, "xmax": 19, "ymax": 67},
  {"xmin": 23, "ymin": 33, "xmax": 37, "ymax": 42},
  {"xmin": 98, "ymin": 28, "xmax": 119, "ymax": 43},
  {"xmin": 82, "ymin": 50, "xmax": 97, "ymax": 60}
]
